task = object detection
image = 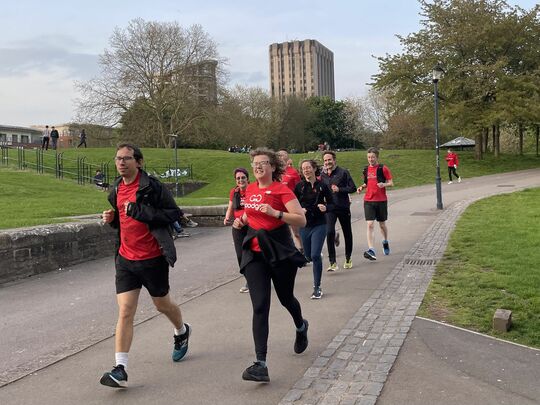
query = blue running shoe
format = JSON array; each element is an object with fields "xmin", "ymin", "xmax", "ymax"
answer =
[
  {"xmin": 172, "ymin": 323, "xmax": 191, "ymax": 362},
  {"xmin": 363, "ymin": 249, "xmax": 377, "ymax": 261},
  {"xmin": 100, "ymin": 365, "xmax": 128, "ymax": 388},
  {"xmin": 382, "ymin": 240, "xmax": 390, "ymax": 256}
]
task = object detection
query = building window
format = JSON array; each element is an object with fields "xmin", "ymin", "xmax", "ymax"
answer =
[{"xmin": 21, "ymin": 135, "xmax": 29, "ymax": 143}]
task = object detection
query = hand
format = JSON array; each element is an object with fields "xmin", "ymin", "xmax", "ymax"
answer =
[
  {"xmin": 331, "ymin": 184, "xmax": 339, "ymax": 193},
  {"xmin": 454, "ymin": 165, "xmax": 457, "ymax": 169},
  {"xmin": 223, "ymin": 217, "xmax": 233, "ymax": 226},
  {"xmin": 357, "ymin": 185, "xmax": 364, "ymax": 193},
  {"xmin": 232, "ymin": 217, "xmax": 245, "ymax": 229},
  {"xmin": 377, "ymin": 182, "xmax": 386, "ymax": 189},
  {"xmin": 102, "ymin": 209, "xmax": 115, "ymax": 223},
  {"xmin": 258, "ymin": 203, "xmax": 277, "ymax": 218},
  {"xmin": 317, "ymin": 204, "xmax": 327, "ymax": 212}
]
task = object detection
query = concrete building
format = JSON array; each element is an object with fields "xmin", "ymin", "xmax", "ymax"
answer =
[{"xmin": 269, "ymin": 39, "xmax": 335, "ymax": 100}]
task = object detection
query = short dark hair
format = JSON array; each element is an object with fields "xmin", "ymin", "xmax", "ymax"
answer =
[
  {"xmin": 322, "ymin": 150, "xmax": 336, "ymax": 160},
  {"xmin": 234, "ymin": 167, "xmax": 249, "ymax": 179},
  {"xmin": 367, "ymin": 147, "xmax": 379, "ymax": 157},
  {"xmin": 116, "ymin": 142, "xmax": 143, "ymax": 163}
]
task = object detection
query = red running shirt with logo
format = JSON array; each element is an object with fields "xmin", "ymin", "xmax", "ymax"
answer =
[{"xmin": 244, "ymin": 181, "xmax": 296, "ymax": 252}]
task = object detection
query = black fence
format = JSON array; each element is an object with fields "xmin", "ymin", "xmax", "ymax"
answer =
[{"xmin": 0, "ymin": 144, "xmax": 192, "ymax": 189}]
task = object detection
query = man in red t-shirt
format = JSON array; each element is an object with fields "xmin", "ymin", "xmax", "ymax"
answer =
[
  {"xmin": 357, "ymin": 147, "xmax": 393, "ymax": 261},
  {"xmin": 100, "ymin": 143, "xmax": 190, "ymax": 388}
]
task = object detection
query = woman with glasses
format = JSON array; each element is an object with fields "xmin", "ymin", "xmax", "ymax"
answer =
[
  {"xmin": 294, "ymin": 159, "xmax": 333, "ymax": 299},
  {"xmin": 233, "ymin": 147, "xmax": 308, "ymax": 383},
  {"xmin": 224, "ymin": 167, "xmax": 250, "ymax": 293}
]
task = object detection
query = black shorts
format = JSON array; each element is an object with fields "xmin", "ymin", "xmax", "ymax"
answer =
[
  {"xmin": 364, "ymin": 201, "xmax": 388, "ymax": 222},
  {"xmin": 115, "ymin": 254, "xmax": 170, "ymax": 297}
]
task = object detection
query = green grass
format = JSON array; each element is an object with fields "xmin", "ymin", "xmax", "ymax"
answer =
[
  {"xmin": 1, "ymin": 147, "xmax": 539, "ymax": 228},
  {"xmin": 418, "ymin": 188, "xmax": 540, "ymax": 348}
]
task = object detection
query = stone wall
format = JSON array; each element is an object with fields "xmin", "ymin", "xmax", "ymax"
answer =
[{"xmin": 0, "ymin": 205, "xmax": 227, "ymax": 285}]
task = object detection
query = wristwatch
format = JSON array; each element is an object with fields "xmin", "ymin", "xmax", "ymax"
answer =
[{"xmin": 278, "ymin": 211, "xmax": 284, "ymax": 220}]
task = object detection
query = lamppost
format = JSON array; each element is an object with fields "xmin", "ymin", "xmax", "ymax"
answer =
[
  {"xmin": 432, "ymin": 64, "xmax": 444, "ymax": 210},
  {"xmin": 168, "ymin": 134, "xmax": 179, "ymax": 197}
]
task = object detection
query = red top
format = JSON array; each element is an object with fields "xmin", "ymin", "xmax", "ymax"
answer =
[
  {"xmin": 229, "ymin": 187, "xmax": 247, "ymax": 219},
  {"xmin": 244, "ymin": 181, "xmax": 296, "ymax": 251},
  {"xmin": 445, "ymin": 152, "xmax": 459, "ymax": 167},
  {"xmin": 117, "ymin": 173, "xmax": 162, "ymax": 261},
  {"xmin": 281, "ymin": 166, "xmax": 301, "ymax": 191},
  {"xmin": 364, "ymin": 165, "xmax": 393, "ymax": 202}
]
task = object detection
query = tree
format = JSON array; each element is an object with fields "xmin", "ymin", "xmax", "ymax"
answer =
[
  {"xmin": 75, "ymin": 19, "xmax": 224, "ymax": 147},
  {"xmin": 372, "ymin": 0, "xmax": 540, "ymax": 158},
  {"xmin": 305, "ymin": 97, "xmax": 352, "ymax": 149}
]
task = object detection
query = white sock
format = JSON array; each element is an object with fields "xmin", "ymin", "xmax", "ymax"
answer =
[
  {"xmin": 175, "ymin": 323, "xmax": 186, "ymax": 336},
  {"xmin": 115, "ymin": 352, "xmax": 129, "ymax": 369}
]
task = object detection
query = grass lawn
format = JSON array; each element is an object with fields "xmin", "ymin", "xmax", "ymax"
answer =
[{"xmin": 418, "ymin": 187, "xmax": 540, "ymax": 348}]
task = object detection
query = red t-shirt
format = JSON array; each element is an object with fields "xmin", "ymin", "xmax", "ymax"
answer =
[
  {"xmin": 229, "ymin": 186, "xmax": 247, "ymax": 219},
  {"xmin": 244, "ymin": 181, "xmax": 296, "ymax": 252},
  {"xmin": 364, "ymin": 165, "xmax": 393, "ymax": 202},
  {"xmin": 117, "ymin": 173, "xmax": 162, "ymax": 260},
  {"xmin": 445, "ymin": 152, "xmax": 459, "ymax": 167},
  {"xmin": 281, "ymin": 166, "xmax": 301, "ymax": 191}
]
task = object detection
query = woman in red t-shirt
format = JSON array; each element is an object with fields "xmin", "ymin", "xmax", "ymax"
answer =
[
  {"xmin": 224, "ymin": 167, "xmax": 250, "ymax": 293},
  {"xmin": 233, "ymin": 147, "xmax": 308, "ymax": 383}
]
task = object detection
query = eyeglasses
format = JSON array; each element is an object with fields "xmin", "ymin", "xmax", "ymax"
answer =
[
  {"xmin": 114, "ymin": 156, "xmax": 135, "ymax": 162},
  {"xmin": 236, "ymin": 176, "xmax": 247, "ymax": 180},
  {"xmin": 250, "ymin": 160, "xmax": 270, "ymax": 168}
]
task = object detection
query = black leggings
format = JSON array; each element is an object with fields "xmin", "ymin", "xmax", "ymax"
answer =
[
  {"xmin": 448, "ymin": 166, "xmax": 460, "ymax": 181},
  {"xmin": 244, "ymin": 253, "xmax": 304, "ymax": 362},
  {"xmin": 326, "ymin": 210, "xmax": 353, "ymax": 262}
]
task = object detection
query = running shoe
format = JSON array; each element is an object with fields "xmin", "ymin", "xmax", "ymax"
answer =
[
  {"xmin": 180, "ymin": 217, "xmax": 198, "ymax": 228},
  {"xmin": 448, "ymin": 181, "xmax": 453, "ymax": 185},
  {"xmin": 100, "ymin": 365, "xmax": 128, "ymax": 388},
  {"xmin": 343, "ymin": 259, "xmax": 353, "ymax": 269},
  {"xmin": 363, "ymin": 249, "xmax": 377, "ymax": 261},
  {"xmin": 239, "ymin": 285, "xmax": 249, "ymax": 293},
  {"xmin": 311, "ymin": 287, "xmax": 323, "ymax": 299},
  {"xmin": 327, "ymin": 262, "xmax": 338, "ymax": 272},
  {"xmin": 382, "ymin": 240, "xmax": 390, "ymax": 256},
  {"xmin": 458, "ymin": 177, "xmax": 462, "ymax": 183},
  {"xmin": 334, "ymin": 232, "xmax": 340, "ymax": 247},
  {"xmin": 242, "ymin": 362, "xmax": 270, "ymax": 382},
  {"xmin": 294, "ymin": 319, "xmax": 309, "ymax": 354},
  {"xmin": 172, "ymin": 323, "xmax": 191, "ymax": 362}
]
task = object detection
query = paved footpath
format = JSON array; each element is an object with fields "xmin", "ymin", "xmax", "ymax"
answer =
[{"xmin": 0, "ymin": 169, "xmax": 539, "ymax": 405}]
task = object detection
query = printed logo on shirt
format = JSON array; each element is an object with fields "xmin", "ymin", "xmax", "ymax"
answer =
[{"xmin": 245, "ymin": 193, "xmax": 265, "ymax": 210}]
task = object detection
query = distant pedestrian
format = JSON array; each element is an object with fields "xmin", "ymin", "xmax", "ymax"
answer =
[
  {"xmin": 357, "ymin": 147, "xmax": 393, "ymax": 261},
  {"xmin": 93, "ymin": 169, "xmax": 109, "ymax": 191},
  {"xmin": 100, "ymin": 143, "xmax": 190, "ymax": 388},
  {"xmin": 320, "ymin": 150, "xmax": 356, "ymax": 271},
  {"xmin": 223, "ymin": 167, "xmax": 250, "ymax": 293},
  {"xmin": 234, "ymin": 147, "xmax": 308, "ymax": 383},
  {"xmin": 77, "ymin": 129, "xmax": 87, "ymax": 148},
  {"xmin": 294, "ymin": 159, "xmax": 333, "ymax": 299},
  {"xmin": 41, "ymin": 125, "xmax": 50, "ymax": 150},
  {"xmin": 445, "ymin": 148, "xmax": 461, "ymax": 184},
  {"xmin": 50, "ymin": 126, "xmax": 59, "ymax": 150}
]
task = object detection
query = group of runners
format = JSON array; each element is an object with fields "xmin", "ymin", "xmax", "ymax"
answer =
[{"xmin": 99, "ymin": 143, "xmax": 394, "ymax": 388}]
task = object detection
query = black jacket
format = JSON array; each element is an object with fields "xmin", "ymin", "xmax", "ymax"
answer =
[
  {"xmin": 294, "ymin": 180, "xmax": 334, "ymax": 227},
  {"xmin": 320, "ymin": 166, "xmax": 357, "ymax": 211},
  {"xmin": 107, "ymin": 170, "xmax": 181, "ymax": 266},
  {"xmin": 239, "ymin": 224, "xmax": 307, "ymax": 273}
]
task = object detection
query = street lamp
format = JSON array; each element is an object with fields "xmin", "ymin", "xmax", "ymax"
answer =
[
  {"xmin": 168, "ymin": 134, "xmax": 179, "ymax": 197},
  {"xmin": 432, "ymin": 64, "xmax": 444, "ymax": 210}
]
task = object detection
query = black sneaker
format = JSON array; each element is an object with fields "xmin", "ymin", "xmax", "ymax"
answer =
[
  {"xmin": 172, "ymin": 323, "xmax": 191, "ymax": 362},
  {"xmin": 382, "ymin": 240, "xmax": 390, "ymax": 255},
  {"xmin": 100, "ymin": 365, "xmax": 128, "ymax": 388},
  {"xmin": 294, "ymin": 319, "xmax": 309, "ymax": 354},
  {"xmin": 242, "ymin": 362, "xmax": 270, "ymax": 382},
  {"xmin": 311, "ymin": 287, "xmax": 323, "ymax": 299}
]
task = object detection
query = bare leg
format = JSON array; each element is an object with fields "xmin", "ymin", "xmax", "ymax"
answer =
[
  {"xmin": 379, "ymin": 221, "xmax": 388, "ymax": 241},
  {"xmin": 152, "ymin": 293, "xmax": 183, "ymax": 329},
  {"xmin": 115, "ymin": 289, "xmax": 141, "ymax": 353},
  {"xmin": 366, "ymin": 220, "xmax": 375, "ymax": 249}
]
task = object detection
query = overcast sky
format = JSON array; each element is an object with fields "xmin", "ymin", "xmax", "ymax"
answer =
[{"xmin": 1, "ymin": 0, "xmax": 536, "ymax": 127}]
